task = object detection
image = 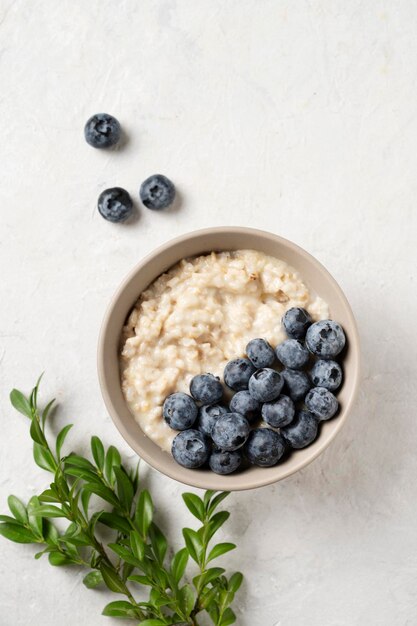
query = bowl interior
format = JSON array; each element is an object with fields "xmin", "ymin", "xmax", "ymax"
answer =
[{"xmin": 98, "ymin": 227, "xmax": 360, "ymax": 490}]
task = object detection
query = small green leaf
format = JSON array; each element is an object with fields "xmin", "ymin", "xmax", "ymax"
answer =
[
  {"xmin": 31, "ymin": 504, "xmax": 68, "ymax": 518},
  {"xmin": 182, "ymin": 492, "xmax": 205, "ymax": 521},
  {"xmin": 43, "ymin": 519, "xmax": 59, "ymax": 545},
  {"xmin": 30, "ymin": 418, "xmax": 45, "ymax": 445},
  {"xmin": 100, "ymin": 562, "xmax": 128, "ymax": 594},
  {"xmin": 56, "ymin": 424, "xmax": 73, "ymax": 459},
  {"xmin": 104, "ymin": 445, "xmax": 121, "ymax": 485},
  {"xmin": 207, "ymin": 542, "xmax": 236, "ymax": 563},
  {"xmin": 200, "ymin": 585, "xmax": 219, "ymax": 611},
  {"xmin": 99, "ymin": 512, "xmax": 131, "ymax": 534},
  {"xmin": 83, "ymin": 570, "xmax": 104, "ymax": 589},
  {"xmin": 228, "ymin": 572, "xmax": 243, "ymax": 593},
  {"xmin": 33, "ymin": 442, "xmax": 56, "ymax": 472},
  {"xmin": 81, "ymin": 489, "xmax": 92, "ymax": 516},
  {"xmin": 27, "ymin": 496, "xmax": 43, "ymax": 538},
  {"xmin": 102, "ymin": 600, "xmax": 138, "ymax": 618},
  {"xmin": 220, "ymin": 607, "xmax": 237, "ymax": 626},
  {"xmin": 82, "ymin": 482, "xmax": 119, "ymax": 508},
  {"xmin": 91, "ymin": 436, "xmax": 105, "ymax": 470},
  {"xmin": 138, "ymin": 621, "xmax": 166, "ymax": 626},
  {"xmin": 135, "ymin": 490, "xmax": 153, "ymax": 538},
  {"xmin": 48, "ymin": 551, "xmax": 73, "ymax": 566},
  {"xmin": 204, "ymin": 489, "xmax": 216, "ymax": 508},
  {"xmin": 182, "ymin": 528, "xmax": 203, "ymax": 563},
  {"xmin": 130, "ymin": 461, "xmax": 140, "ymax": 492},
  {"xmin": 64, "ymin": 455, "xmax": 96, "ymax": 471},
  {"xmin": 0, "ymin": 515, "xmax": 20, "ymax": 524},
  {"xmin": 7, "ymin": 495, "xmax": 28, "ymax": 525},
  {"xmin": 10, "ymin": 389, "xmax": 32, "ymax": 418},
  {"xmin": 0, "ymin": 523, "xmax": 35, "ymax": 543},
  {"xmin": 207, "ymin": 511, "xmax": 230, "ymax": 541},
  {"xmin": 193, "ymin": 567, "xmax": 225, "ymax": 589},
  {"xmin": 114, "ymin": 466, "xmax": 134, "ymax": 512},
  {"xmin": 108, "ymin": 543, "xmax": 140, "ymax": 567},
  {"xmin": 88, "ymin": 511, "xmax": 103, "ymax": 535},
  {"xmin": 171, "ymin": 547, "xmax": 189, "ymax": 583},
  {"xmin": 39, "ymin": 489, "xmax": 60, "ymax": 503},
  {"xmin": 149, "ymin": 522, "xmax": 167, "ymax": 564},
  {"xmin": 179, "ymin": 584, "xmax": 196, "ymax": 617},
  {"xmin": 64, "ymin": 466, "xmax": 100, "ymax": 483},
  {"xmin": 208, "ymin": 492, "xmax": 230, "ymax": 516},
  {"xmin": 41, "ymin": 398, "xmax": 56, "ymax": 426},
  {"xmin": 128, "ymin": 574, "xmax": 152, "ymax": 586},
  {"xmin": 130, "ymin": 530, "xmax": 145, "ymax": 561}
]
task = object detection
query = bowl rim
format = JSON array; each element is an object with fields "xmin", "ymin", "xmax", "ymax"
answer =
[{"xmin": 97, "ymin": 226, "xmax": 360, "ymax": 490}]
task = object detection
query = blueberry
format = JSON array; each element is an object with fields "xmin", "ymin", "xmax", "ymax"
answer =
[
  {"xmin": 281, "ymin": 410, "xmax": 318, "ymax": 449},
  {"xmin": 245, "ymin": 428, "xmax": 286, "ymax": 467},
  {"xmin": 97, "ymin": 187, "xmax": 133, "ymax": 223},
  {"xmin": 305, "ymin": 320, "xmax": 346, "ymax": 359},
  {"xmin": 139, "ymin": 174, "xmax": 175, "ymax": 210},
  {"xmin": 305, "ymin": 387, "xmax": 338, "ymax": 421},
  {"xmin": 212, "ymin": 413, "xmax": 250, "ymax": 451},
  {"xmin": 282, "ymin": 307, "xmax": 312, "ymax": 339},
  {"xmin": 248, "ymin": 368, "xmax": 283, "ymax": 403},
  {"xmin": 209, "ymin": 450, "xmax": 242, "ymax": 475},
  {"xmin": 163, "ymin": 392, "xmax": 198, "ymax": 430},
  {"xmin": 276, "ymin": 339, "xmax": 310, "ymax": 369},
  {"xmin": 229, "ymin": 390, "xmax": 260, "ymax": 422},
  {"xmin": 224, "ymin": 358, "xmax": 256, "ymax": 391},
  {"xmin": 171, "ymin": 430, "xmax": 210, "ymax": 468},
  {"xmin": 84, "ymin": 113, "xmax": 121, "ymax": 148},
  {"xmin": 190, "ymin": 373, "xmax": 223, "ymax": 405},
  {"xmin": 261, "ymin": 395, "xmax": 295, "ymax": 428},
  {"xmin": 197, "ymin": 404, "xmax": 228, "ymax": 437},
  {"xmin": 281, "ymin": 368, "xmax": 311, "ymax": 402},
  {"xmin": 246, "ymin": 338, "xmax": 275, "ymax": 368},
  {"xmin": 310, "ymin": 359, "xmax": 343, "ymax": 391}
]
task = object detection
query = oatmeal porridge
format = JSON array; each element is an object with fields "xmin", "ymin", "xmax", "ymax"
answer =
[{"xmin": 120, "ymin": 250, "xmax": 329, "ymax": 452}]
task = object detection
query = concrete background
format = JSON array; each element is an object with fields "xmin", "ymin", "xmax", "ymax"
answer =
[{"xmin": 0, "ymin": 1, "xmax": 416, "ymax": 624}]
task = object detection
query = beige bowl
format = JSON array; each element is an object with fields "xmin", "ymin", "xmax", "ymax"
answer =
[{"xmin": 98, "ymin": 227, "xmax": 360, "ymax": 491}]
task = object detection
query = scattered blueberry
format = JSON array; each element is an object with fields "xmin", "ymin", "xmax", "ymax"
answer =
[
  {"xmin": 97, "ymin": 187, "xmax": 133, "ymax": 223},
  {"xmin": 197, "ymin": 404, "xmax": 228, "ymax": 437},
  {"xmin": 281, "ymin": 410, "xmax": 318, "ymax": 449},
  {"xmin": 245, "ymin": 428, "xmax": 286, "ymax": 467},
  {"xmin": 276, "ymin": 339, "xmax": 310, "ymax": 370},
  {"xmin": 139, "ymin": 174, "xmax": 175, "ymax": 210},
  {"xmin": 212, "ymin": 413, "xmax": 250, "ymax": 451},
  {"xmin": 282, "ymin": 307, "xmax": 312, "ymax": 339},
  {"xmin": 248, "ymin": 368, "xmax": 284, "ymax": 403},
  {"xmin": 163, "ymin": 392, "xmax": 198, "ymax": 430},
  {"xmin": 281, "ymin": 368, "xmax": 311, "ymax": 402},
  {"xmin": 305, "ymin": 387, "xmax": 338, "ymax": 421},
  {"xmin": 246, "ymin": 338, "xmax": 275, "ymax": 368},
  {"xmin": 224, "ymin": 358, "xmax": 256, "ymax": 391},
  {"xmin": 171, "ymin": 430, "xmax": 210, "ymax": 468},
  {"xmin": 190, "ymin": 373, "xmax": 223, "ymax": 405},
  {"xmin": 305, "ymin": 320, "xmax": 346, "ymax": 359},
  {"xmin": 310, "ymin": 359, "xmax": 343, "ymax": 391},
  {"xmin": 84, "ymin": 113, "xmax": 121, "ymax": 148},
  {"xmin": 261, "ymin": 395, "xmax": 295, "ymax": 428},
  {"xmin": 209, "ymin": 450, "xmax": 242, "ymax": 475},
  {"xmin": 229, "ymin": 390, "xmax": 260, "ymax": 422}
]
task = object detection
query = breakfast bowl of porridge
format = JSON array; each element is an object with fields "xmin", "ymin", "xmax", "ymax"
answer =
[{"xmin": 98, "ymin": 227, "xmax": 360, "ymax": 490}]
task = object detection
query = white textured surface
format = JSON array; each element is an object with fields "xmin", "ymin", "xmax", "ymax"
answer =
[{"xmin": 0, "ymin": 1, "xmax": 416, "ymax": 624}]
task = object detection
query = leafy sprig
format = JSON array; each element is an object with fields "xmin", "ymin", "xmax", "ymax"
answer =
[{"xmin": 0, "ymin": 378, "xmax": 243, "ymax": 626}]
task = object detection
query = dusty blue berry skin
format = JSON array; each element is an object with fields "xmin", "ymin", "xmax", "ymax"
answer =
[
  {"xmin": 98, "ymin": 187, "xmax": 133, "ymax": 223},
  {"xmin": 197, "ymin": 404, "xmax": 228, "ymax": 437},
  {"xmin": 282, "ymin": 368, "xmax": 311, "ymax": 402},
  {"xmin": 310, "ymin": 359, "xmax": 343, "ymax": 391},
  {"xmin": 245, "ymin": 428, "xmax": 286, "ymax": 467},
  {"xmin": 282, "ymin": 307, "xmax": 312, "ymax": 339},
  {"xmin": 276, "ymin": 339, "xmax": 310, "ymax": 369},
  {"xmin": 140, "ymin": 174, "xmax": 175, "ymax": 210},
  {"xmin": 281, "ymin": 410, "xmax": 318, "ymax": 449},
  {"xmin": 171, "ymin": 430, "xmax": 210, "ymax": 468},
  {"xmin": 305, "ymin": 387, "xmax": 338, "ymax": 421},
  {"xmin": 209, "ymin": 450, "xmax": 242, "ymax": 475},
  {"xmin": 224, "ymin": 358, "xmax": 256, "ymax": 391},
  {"xmin": 305, "ymin": 320, "xmax": 346, "ymax": 359},
  {"xmin": 261, "ymin": 394, "xmax": 295, "ymax": 428},
  {"xmin": 84, "ymin": 113, "xmax": 121, "ymax": 148},
  {"xmin": 229, "ymin": 390, "xmax": 260, "ymax": 422},
  {"xmin": 163, "ymin": 392, "xmax": 198, "ymax": 430},
  {"xmin": 190, "ymin": 374, "xmax": 223, "ymax": 405},
  {"xmin": 248, "ymin": 368, "xmax": 284, "ymax": 403},
  {"xmin": 246, "ymin": 338, "xmax": 275, "ymax": 368},
  {"xmin": 212, "ymin": 413, "xmax": 250, "ymax": 451}
]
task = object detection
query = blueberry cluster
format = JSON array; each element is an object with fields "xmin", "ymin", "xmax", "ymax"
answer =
[
  {"xmin": 84, "ymin": 113, "xmax": 176, "ymax": 222},
  {"xmin": 163, "ymin": 308, "xmax": 346, "ymax": 475}
]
